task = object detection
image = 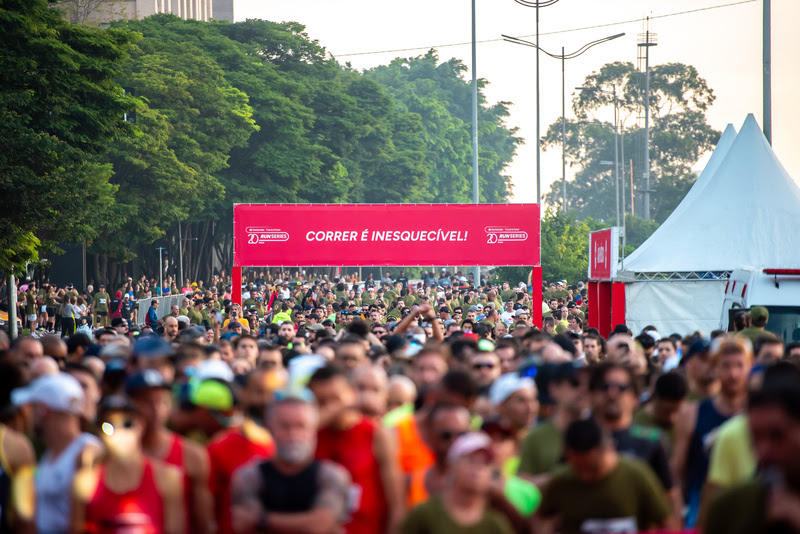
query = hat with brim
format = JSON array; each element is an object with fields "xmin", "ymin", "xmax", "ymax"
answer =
[
  {"xmin": 12, "ymin": 373, "xmax": 85, "ymax": 415},
  {"xmin": 447, "ymin": 432, "xmax": 494, "ymax": 463}
]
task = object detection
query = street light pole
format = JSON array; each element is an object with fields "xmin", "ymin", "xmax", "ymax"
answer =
[
  {"xmin": 503, "ymin": 32, "xmax": 624, "ymax": 210},
  {"xmin": 613, "ymin": 87, "xmax": 620, "ymax": 229},
  {"xmin": 561, "ymin": 48, "xmax": 566, "ymax": 212},
  {"xmin": 472, "ymin": 0, "xmax": 480, "ymax": 284},
  {"xmin": 509, "ymin": 0, "xmax": 563, "ymax": 203}
]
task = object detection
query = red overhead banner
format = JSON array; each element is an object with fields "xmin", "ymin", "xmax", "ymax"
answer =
[
  {"xmin": 233, "ymin": 204, "xmax": 540, "ymax": 267},
  {"xmin": 588, "ymin": 227, "xmax": 619, "ymax": 281}
]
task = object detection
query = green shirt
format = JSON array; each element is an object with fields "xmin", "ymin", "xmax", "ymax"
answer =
[
  {"xmin": 632, "ymin": 407, "xmax": 676, "ymax": 455},
  {"xmin": 93, "ymin": 292, "xmax": 110, "ymax": 312},
  {"xmin": 704, "ymin": 481, "xmax": 766, "ymax": 534},
  {"xmin": 504, "ymin": 474, "xmax": 541, "ymax": 517},
  {"xmin": 401, "ymin": 496, "xmax": 514, "ymax": 534},
  {"xmin": 518, "ymin": 420, "xmax": 563, "ymax": 476},
  {"xmin": 736, "ymin": 327, "xmax": 767, "ymax": 343},
  {"xmin": 189, "ymin": 308, "xmax": 203, "ymax": 325},
  {"xmin": 538, "ymin": 457, "xmax": 671, "ymax": 534},
  {"xmin": 26, "ymin": 291, "xmax": 36, "ymax": 315}
]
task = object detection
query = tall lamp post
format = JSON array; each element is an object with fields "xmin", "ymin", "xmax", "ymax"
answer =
[
  {"xmin": 471, "ymin": 0, "xmax": 480, "ymax": 285},
  {"xmin": 502, "ymin": 33, "xmax": 624, "ymax": 212},
  {"xmin": 509, "ymin": 0, "xmax": 562, "ymax": 203}
]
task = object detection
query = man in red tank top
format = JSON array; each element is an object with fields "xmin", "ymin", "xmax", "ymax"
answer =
[
  {"xmin": 126, "ymin": 370, "xmax": 212, "ymax": 534},
  {"xmin": 309, "ymin": 366, "xmax": 404, "ymax": 534},
  {"xmin": 71, "ymin": 395, "xmax": 185, "ymax": 534}
]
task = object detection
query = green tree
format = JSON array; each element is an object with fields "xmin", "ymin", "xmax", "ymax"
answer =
[
  {"xmin": 543, "ymin": 61, "xmax": 720, "ymax": 223},
  {"xmin": 0, "ymin": 0, "xmax": 137, "ymax": 274},
  {"xmin": 541, "ymin": 208, "xmax": 604, "ymax": 283},
  {"xmin": 367, "ymin": 51, "xmax": 521, "ymax": 203}
]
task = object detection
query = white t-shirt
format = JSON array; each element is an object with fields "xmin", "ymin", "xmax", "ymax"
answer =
[{"xmin": 36, "ymin": 432, "xmax": 102, "ymax": 534}]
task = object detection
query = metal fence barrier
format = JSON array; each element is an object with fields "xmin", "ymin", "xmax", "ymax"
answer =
[{"xmin": 135, "ymin": 294, "xmax": 188, "ymax": 325}]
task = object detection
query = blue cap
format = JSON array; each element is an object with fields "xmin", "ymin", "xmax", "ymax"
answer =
[
  {"xmin": 133, "ymin": 336, "xmax": 173, "ymax": 360},
  {"xmin": 681, "ymin": 337, "xmax": 712, "ymax": 366}
]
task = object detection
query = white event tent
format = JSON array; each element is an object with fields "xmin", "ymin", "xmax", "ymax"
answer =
[{"xmin": 618, "ymin": 114, "xmax": 800, "ymax": 335}]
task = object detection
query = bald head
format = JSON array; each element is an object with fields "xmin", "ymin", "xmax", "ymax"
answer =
[
  {"xmin": 164, "ymin": 316, "xmax": 179, "ymax": 340},
  {"xmin": 31, "ymin": 356, "xmax": 60, "ymax": 379},
  {"xmin": 82, "ymin": 356, "xmax": 106, "ymax": 382},
  {"xmin": 387, "ymin": 374, "xmax": 417, "ymax": 412},
  {"xmin": 40, "ymin": 335, "xmax": 67, "ymax": 361}
]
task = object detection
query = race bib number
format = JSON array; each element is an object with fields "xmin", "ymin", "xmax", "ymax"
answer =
[
  {"xmin": 581, "ymin": 517, "xmax": 637, "ymax": 533},
  {"xmin": 99, "ymin": 298, "xmax": 107, "ymax": 304}
]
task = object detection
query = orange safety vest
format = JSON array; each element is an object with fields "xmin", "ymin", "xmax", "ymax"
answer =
[{"xmin": 395, "ymin": 416, "xmax": 434, "ymax": 508}]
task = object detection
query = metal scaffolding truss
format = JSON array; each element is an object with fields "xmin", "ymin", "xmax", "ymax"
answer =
[{"xmin": 630, "ymin": 271, "xmax": 732, "ymax": 281}]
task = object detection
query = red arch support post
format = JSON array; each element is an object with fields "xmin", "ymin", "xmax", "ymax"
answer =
[
  {"xmin": 531, "ymin": 266, "xmax": 543, "ymax": 327},
  {"xmin": 232, "ymin": 267, "xmax": 242, "ymax": 307}
]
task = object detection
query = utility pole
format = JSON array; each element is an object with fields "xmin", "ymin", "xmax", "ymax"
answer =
[
  {"xmin": 8, "ymin": 274, "xmax": 17, "ymax": 339},
  {"xmin": 472, "ymin": 0, "xmax": 481, "ymax": 284},
  {"xmin": 638, "ymin": 18, "xmax": 657, "ymax": 220},
  {"xmin": 178, "ymin": 221, "xmax": 184, "ymax": 285},
  {"xmin": 763, "ymin": 0, "xmax": 772, "ymax": 144}
]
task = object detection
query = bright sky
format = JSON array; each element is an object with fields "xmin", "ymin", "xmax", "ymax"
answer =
[{"xmin": 235, "ymin": 0, "xmax": 800, "ymax": 207}]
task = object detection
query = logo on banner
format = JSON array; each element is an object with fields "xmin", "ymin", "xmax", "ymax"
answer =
[
  {"xmin": 594, "ymin": 241, "xmax": 607, "ymax": 269},
  {"xmin": 246, "ymin": 227, "xmax": 290, "ymax": 244},
  {"xmin": 484, "ymin": 226, "xmax": 529, "ymax": 245}
]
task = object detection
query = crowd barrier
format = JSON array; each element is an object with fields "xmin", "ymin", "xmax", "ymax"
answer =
[{"xmin": 135, "ymin": 294, "xmax": 187, "ymax": 325}]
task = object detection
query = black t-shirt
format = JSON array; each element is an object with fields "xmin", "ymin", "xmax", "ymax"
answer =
[
  {"xmin": 397, "ymin": 276, "xmax": 409, "ymax": 290},
  {"xmin": 612, "ymin": 426, "xmax": 674, "ymax": 490},
  {"xmin": 120, "ymin": 301, "xmax": 132, "ymax": 320}
]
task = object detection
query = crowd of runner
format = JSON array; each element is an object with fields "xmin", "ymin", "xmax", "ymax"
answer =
[{"xmin": 0, "ymin": 269, "xmax": 799, "ymax": 533}]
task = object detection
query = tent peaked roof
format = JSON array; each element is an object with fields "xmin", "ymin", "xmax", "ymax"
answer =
[
  {"xmin": 622, "ymin": 114, "xmax": 800, "ymax": 273},
  {"xmin": 622, "ymin": 123, "xmax": 737, "ymax": 270}
]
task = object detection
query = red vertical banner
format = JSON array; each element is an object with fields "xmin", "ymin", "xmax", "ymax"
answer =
[
  {"xmin": 611, "ymin": 282, "xmax": 626, "ymax": 330},
  {"xmin": 232, "ymin": 267, "xmax": 242, "ymax": 307},
  {"xmin": 531, "ymin": 266, "xmax": 543, "ymax": 328},
  {"xmin": 597, "ymin": 282, "xmax": 613, "ymax": 338}
]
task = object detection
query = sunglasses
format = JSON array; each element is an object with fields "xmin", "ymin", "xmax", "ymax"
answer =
[
  {"xmin": 101, "ymin": 413, "xmax": 136, "ymax": 436},
  {"xmin": 473, "ymin": 362, "xmax": 495, "ymax": 370},
  {"xmin": 598, "ymin": 381, "xmax": 631, "ymax": 393},
  {"xmin": 438, "ymin": 430, "xmax": 467, "ymax": 442}
]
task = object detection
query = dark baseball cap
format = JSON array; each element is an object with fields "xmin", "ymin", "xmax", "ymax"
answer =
[
  {"xmin": 133, "ymin": 336, "xmax": 173, "ymax": 360},
  {"xmin": 125, "ymin": 369, "xmax": 170, "ymax": 396},
  {"xmin": 681, "ymin": 337, "xmax": 712, "ymax": 366}
]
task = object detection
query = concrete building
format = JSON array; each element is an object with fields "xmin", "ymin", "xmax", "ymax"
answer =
[{"xmin": 83, "ymin": 0, "xmax": 234, "ymax": 24}]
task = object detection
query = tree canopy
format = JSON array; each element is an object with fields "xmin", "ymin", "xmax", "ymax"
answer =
[
  {"xmin": 0, "ymin": 0, "xmax": 137, "ymax": 274},
  {"xmin": 543, "ymin": 61, "xmax": 720, "ymax": 224}
]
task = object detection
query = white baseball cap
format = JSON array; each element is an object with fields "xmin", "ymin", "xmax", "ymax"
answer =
[
  {"xmin": 12, "ymin": 373, "xmax": 85, "ymax": 415},
  {"xmin": 447, "ymin": 432, "xmax": 494, "ymax": 463},
  {"xmin": 195, "ymin": 359, "xmax": 235, "ymax": 383},
  {"xmin": 488, "ymin": 373, "xmax": 536, "ymax": 406}
]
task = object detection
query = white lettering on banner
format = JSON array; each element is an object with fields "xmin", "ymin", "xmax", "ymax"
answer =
[
  {"xmin": 301, "ymin": 229, "xmax": 471, "ymax": 243},
  {"xmin": 484, "ymin": 226, "xmax": 529, "ymax": 245},
  {"xmin": 246, "ymin": 226, "xmax": 289, "ymax": 244}
]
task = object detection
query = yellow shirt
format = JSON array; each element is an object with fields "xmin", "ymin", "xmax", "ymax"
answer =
[{"xmin": 707, "ymin": 414, "xmax": 756, "ymax": 487}]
